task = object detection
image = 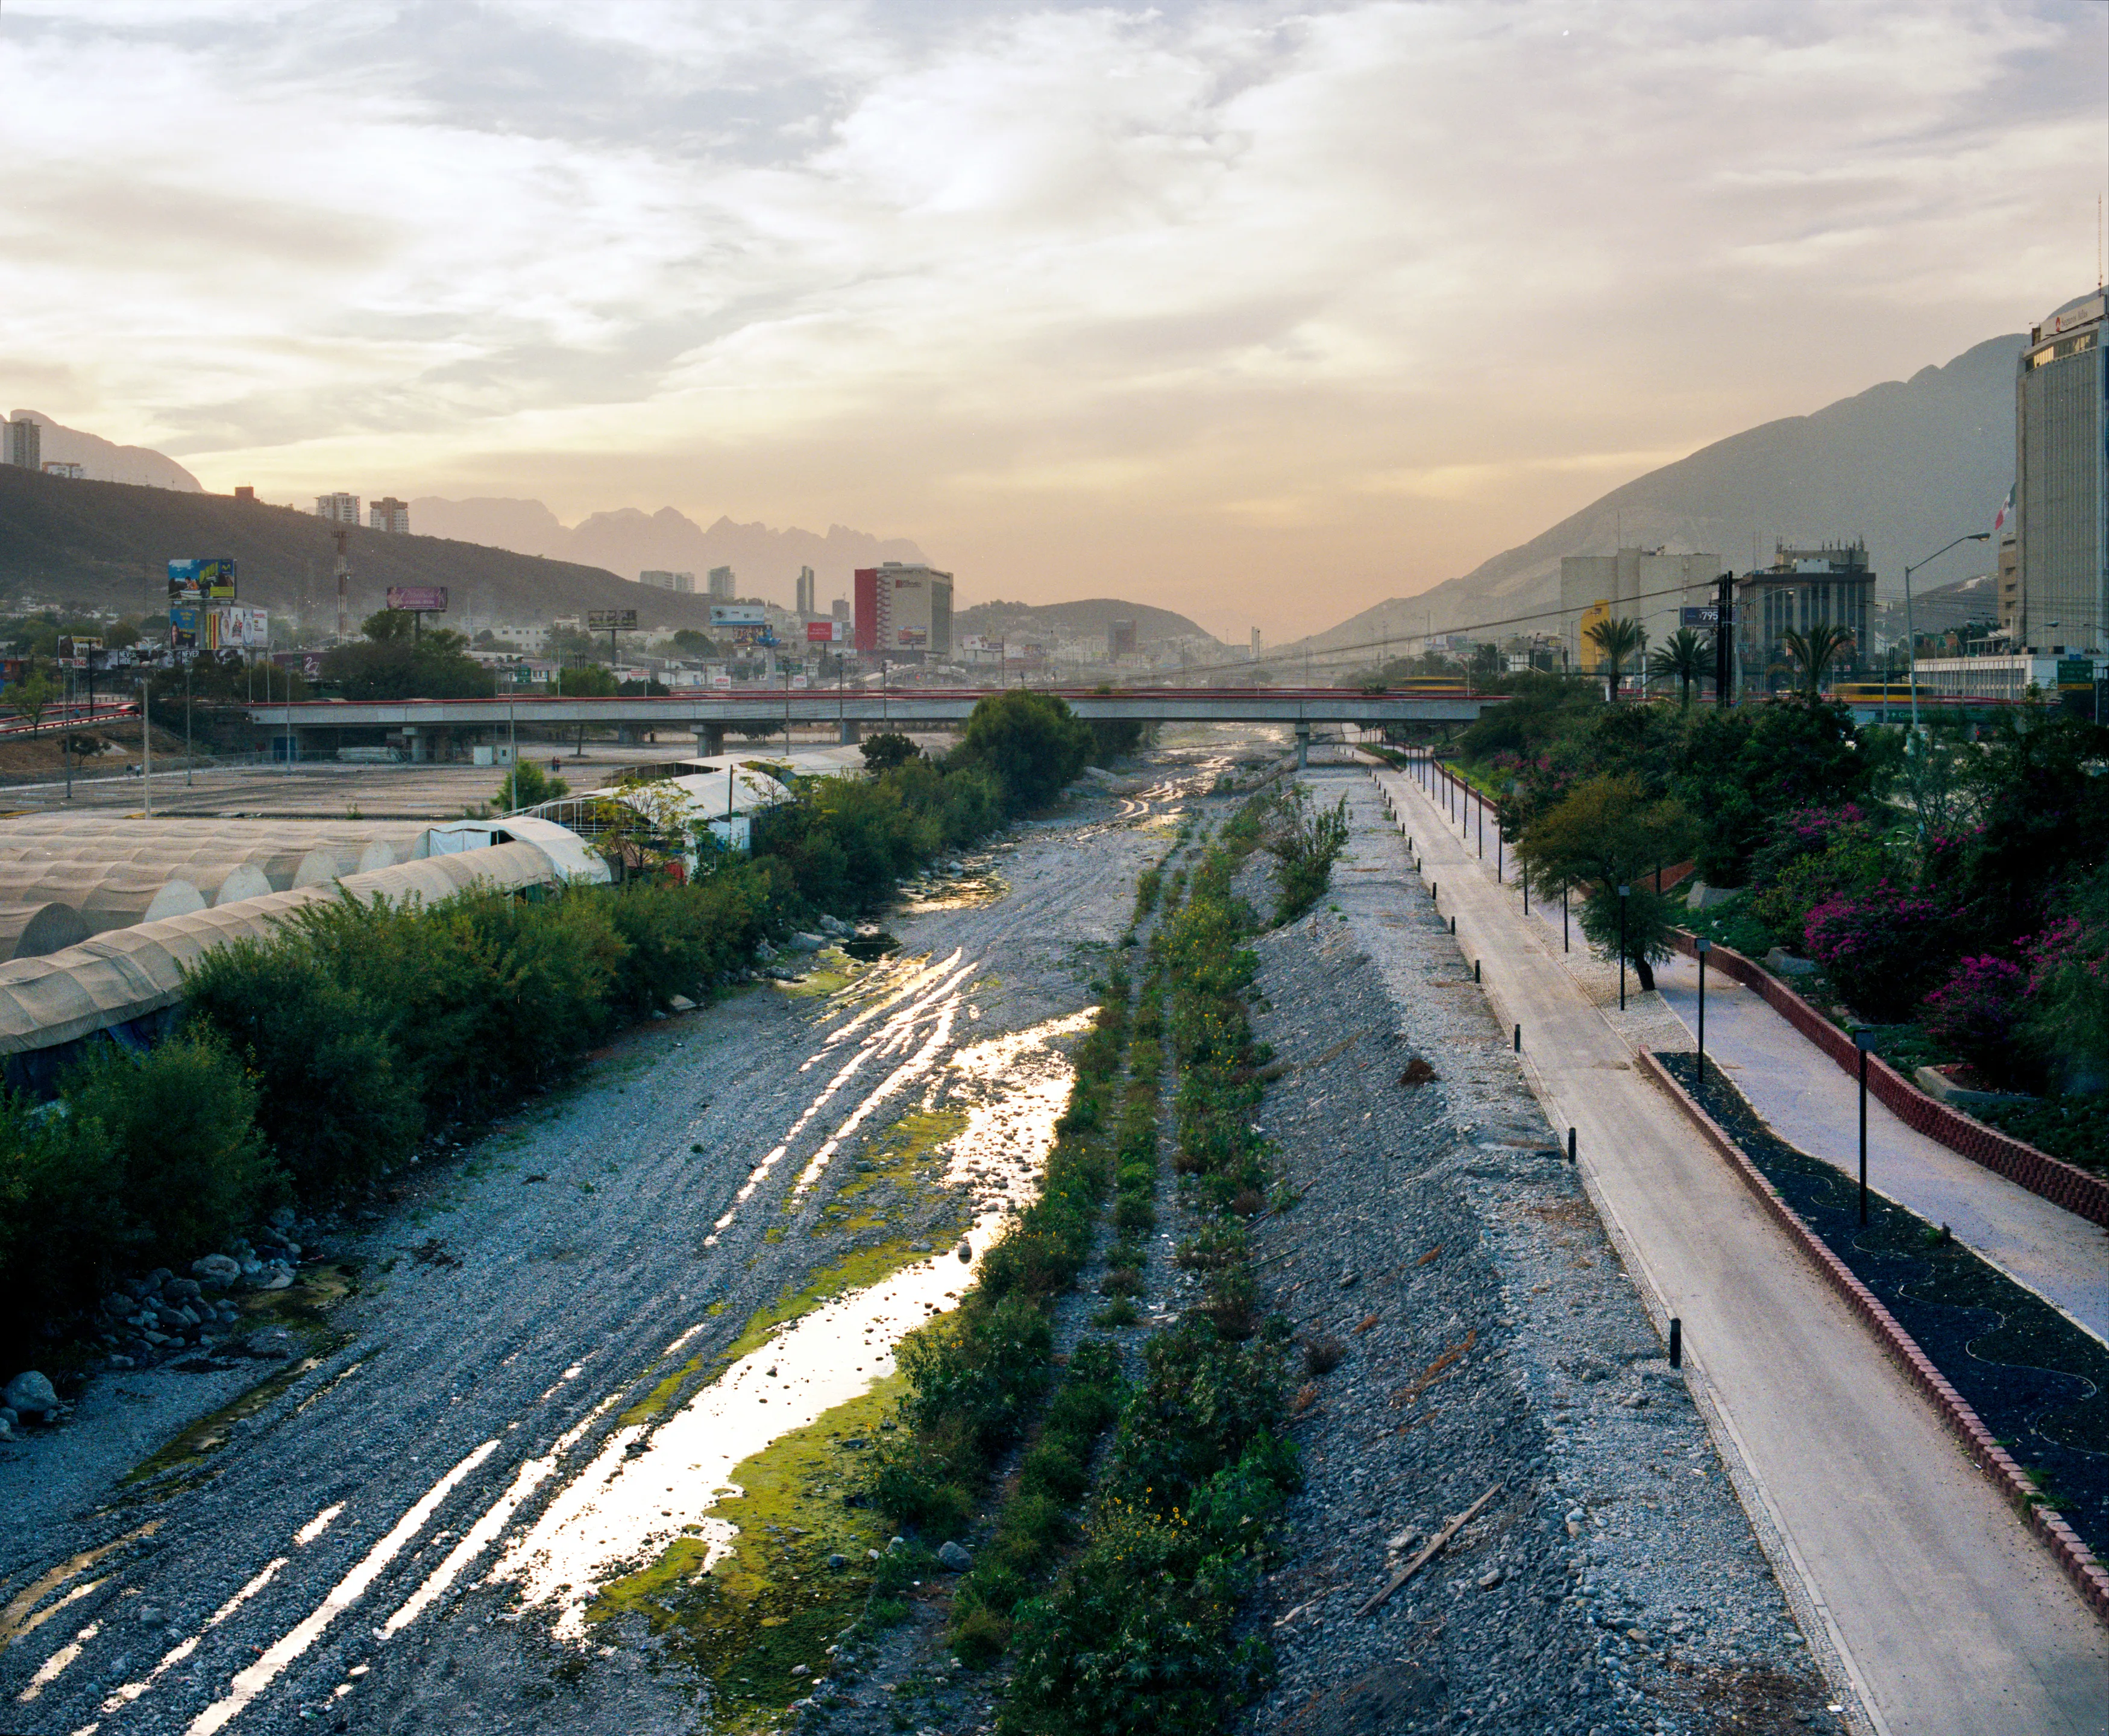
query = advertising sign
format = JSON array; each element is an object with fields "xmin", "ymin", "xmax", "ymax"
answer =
[
  {"xmin": 386, "ymin": 585, "xmax": 448, "ymax": 614},
  {"xmin": 709, "ymin": 604, "xmax": 766, "ymax": 629},
  {"xmin": 56, "ymin": 636, "xmax": 102, "ymax": 660},
  {"xmin": 806, "ymin": 620, "xmax": 841, "ymax": 643},
  {"xmin": 1680, "ymin": 606, "xmax": 1720, "ymax": 627},
  {"xmin": 894, "ymin": 626, "xmax": 928, "ymax": 648},
  {"xmin": 587, "ymin": 608, "xmax": 640, "ymax": 631},
  {"xmin": 169, "ymin": 604, "xmax": 201, "ymax": 650},
  {"xmin": 168, "ymin": 558, "xmax": 236, "ymax": 602}
]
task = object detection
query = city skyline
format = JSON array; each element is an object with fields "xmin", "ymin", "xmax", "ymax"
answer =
[{"xmin": 0, "ymin": 1, "xmax": 2102, "ymax": 641}]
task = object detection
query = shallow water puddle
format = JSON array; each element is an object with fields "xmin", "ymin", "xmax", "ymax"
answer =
[{"xmin": 488, "ymin": 1007, "xmax": 1093, "ymax": 1640}]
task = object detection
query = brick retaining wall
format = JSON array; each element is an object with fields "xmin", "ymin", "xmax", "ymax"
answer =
[
  {"xmin": 1669, "ymin": 931, "xmax": 2109, "ymax": 1229},
  {"xmin": 1636, "ymin": 1048, "xmax": 2109, "ymax": 1630}
]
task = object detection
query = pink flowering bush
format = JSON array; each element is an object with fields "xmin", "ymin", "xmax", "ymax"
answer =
[
  {"xmin": 1802, "ymin": 882, "xmax": 1955, "ymax": 1021},
  {"xmin": 2018, "ymin": 896, "xmax": 2109, "ymax": 1093},
  {"xmin": 1919, "ymin": 955, "xmax": 2027, "ymax": 1086}
]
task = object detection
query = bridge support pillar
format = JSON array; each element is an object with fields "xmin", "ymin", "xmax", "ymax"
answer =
[
  {"xmin": 838, "ymin": 720, "xmax": 861, "ymax": 746},
  {"xmin": 696, "ymin": 724, "xmax": 726, "ymax": 758},
  {"xmin": 1294, "ymin": 722, "xmax": 1311, "ymax": 768}
]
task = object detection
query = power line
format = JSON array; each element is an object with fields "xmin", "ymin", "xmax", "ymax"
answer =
[{"xmin": 1116, "ymin": 573, "xmax": 1732, "ymax": 687}]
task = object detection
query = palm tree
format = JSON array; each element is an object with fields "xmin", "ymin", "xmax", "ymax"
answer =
[
  {"xmin": 1647, "ymin": 627, "xmax": 1712, "ymax": 709},
  {"xmin": 1585, "ymin": 616, "xmax": 1646, "ymax": 699},
  {"xmin": 1781, "ymin": 623, "xmax": 1855, "ymax": 703}
]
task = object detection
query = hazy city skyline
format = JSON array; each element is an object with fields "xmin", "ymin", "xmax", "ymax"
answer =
[{"xmin": 1, "ymin": 1, "xmax": 2102, "ymax": 640}]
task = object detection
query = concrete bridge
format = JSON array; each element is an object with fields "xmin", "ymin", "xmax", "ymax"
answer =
[{"xmin": 245, "ymin": 687, "xmax": 1504, "ymax": 761}]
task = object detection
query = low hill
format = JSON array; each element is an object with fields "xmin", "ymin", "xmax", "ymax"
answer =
[
  {"xmin": 0, "ymin": 465, "xmax": 724, "ymax": 633},
  {"xmin": 1288, "ymin": 333, "xmax": 2022, "ymax": 664},
  {"xmin": 954, "ymin": 597, "xmax": 1220, "ymax": 648},
  {"xmin": 409, "ymin": 497, "xmax": 927, "ymax": 609}
]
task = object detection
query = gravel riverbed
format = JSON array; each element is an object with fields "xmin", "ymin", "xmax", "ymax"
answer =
[
  {"xmin": 0, "ymin": 750, "xmax": 1225, "ymax": 1736},
  {"xmin": 1237, "ymin": 767, "xmax": 1844, "ymax": 1736}
]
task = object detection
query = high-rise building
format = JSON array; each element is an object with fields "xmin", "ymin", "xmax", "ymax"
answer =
[
  {"xmin": 1108, "ymin": 619, "xmax": 1137, "ymax": 659},
  {"xmin": 795, "ymin": 565, "xmax": 816, "ymax": 617},
  {"xmin": 641, "ymin": 570, "xmax": 696, "ymax": 593},
  {"xmin": 315, "ymin": 493, "xmax": 361, "ymax": 525},
  {"xmin": 832, "ymin": 597, "xmax": 851, "ymax": 622},
  {"xmin": 1559, "ymin": 547, "xmax": 1721, "ymax": 669},
  {"xmin": 4, "ymin": 418, "xmax": 40, "ymax": 471},
  {"xmin": 708, "ymin": 566, "xmax": 735, "ymax": 600},
  {"xmin": 854, "ymin": 562, "xmax": 954, "ymax": 660},
  {"xmin": 1250, "ymin": 627, "xmax": 1262, "ymax": 662},
  {"xmin": 1733, "ymin": 542, "xmax": 1875, "ymax": 688},
  {"xmin": 369, "ymin": 497, "xmax": 409, "ymax": 533},
  {"xmin": 2014, "ymin": 291, "xmax": 2107, "ymax": 652}
]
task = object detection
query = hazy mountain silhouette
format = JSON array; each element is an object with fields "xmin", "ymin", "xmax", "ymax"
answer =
[
  {"xmin": 409, "ymin": 498, "xmax": 927, "ymax": 608},
  {"xmin": 955, "ymin": 597, "xmax": 1220, "ymax": 647},
  {"xmin": 9, "ymin": 410, "xmax": 203, "ymax": 492},
  {"xmin": 1293, "ymin": 333, "xmax": 2023, "ymax": 659}
]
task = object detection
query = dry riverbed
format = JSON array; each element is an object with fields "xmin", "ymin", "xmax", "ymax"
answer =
[{"xmin": 0, "ymin": 740, "xmax": 1250, "ymax": 1736}]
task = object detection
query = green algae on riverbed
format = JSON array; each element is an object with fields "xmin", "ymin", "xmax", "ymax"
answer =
[{"xmin": 592, "ymin": 1376, "xmax": 905, "ymax": 1728}]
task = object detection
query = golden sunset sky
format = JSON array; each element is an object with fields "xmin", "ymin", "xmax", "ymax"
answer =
[{"xmin": 2, "ymin": 1, "xmax": 2102, "ymax": 638}]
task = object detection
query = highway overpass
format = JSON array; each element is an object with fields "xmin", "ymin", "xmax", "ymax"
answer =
[{"xmin": 245, "ymin": 687, "xmax": 1506, "ymax": 759}]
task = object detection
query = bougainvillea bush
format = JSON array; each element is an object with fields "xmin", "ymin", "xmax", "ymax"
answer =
[
  {"xmin": 2017, "ymin": 870, "xmax": 2109, "ymax": 1093},
  {"xmin": 1802, "ymin": 882, "xmax": 1955, "ymax": 1022},
  {"xmin": 1919, "ymin": 955, "xmax": 2028, "ymax": 1087}
]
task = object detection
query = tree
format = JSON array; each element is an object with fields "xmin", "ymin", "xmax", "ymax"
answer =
[
  {"xmin": 860, "ymin": 732, "xmax": 922, "ymax": 773},
  {"xmin": 321, "ymin": 614, "xmax": 494, "ymax": 700},
  {"xmin": 557, "ymin": 664, "xmax": 619, "ymax": 697},
  {"xmin": 1516, "ymin": 773, "xmax": 1693, "ymax": 990},
  {"xmin": 10, "ymin": 666, "xmax": 54, "ymax": 737},
  {"xmin": 498, "ymin": 760, "xmax": 568, "ymax": 811},
  {"xmin": 950, "ymin": 690, "xmax": 1093, "ymax": 813},
  {"xmin": 1585, "ymin": 616, "xmax": 1646, "ymax": 696},
  {"xmin": 1469, "ymin": 641, "xmax": 1504, "ymax": 682},
  {"xmin": 671, "ymin": 629, "xmax": 720, "ymax": 658},
  {"xmin": 1647, "ymin": 627, "xmax": 1712, "ymax": 709},
  {"xmin": 1782, "ymin": 623, "xmax": 1855, "ymax": 703}
]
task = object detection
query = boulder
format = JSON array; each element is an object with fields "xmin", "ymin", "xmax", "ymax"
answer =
[
  {"xmin": 4, "ymin": 1370, "xmax": 58, "ymax": 1418},
  {"xmin": 1684, "ymin": 882, "xmax": 1739, "ymax": 912},
  {"xmin": 192, "ymin": 1254, "xmax": 242, "ymax": 1289},
  {"xmin": 788, "ymin": 931, "xmax": 826, "ymax": 954},
  {"xmin": 937, "ymin": 1540, "xmax": 973, "ymax": 1572},
  {"xmin": 1761, "ymin": 947, "xmax": 1818, "ymax": 978}
]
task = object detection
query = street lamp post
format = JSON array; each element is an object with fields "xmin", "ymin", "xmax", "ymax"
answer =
[
  {"xmin": 1617, "ymin": 884, "xmax": 1630, "ymax": 1011},
  {"xmin": 1853, "ymin": 1027, "xmax": 1877, "ymax": 1226},
  {"xmin": 1562, "ymin": 885, "xmax": 1569, "ymax": 952},
  {"xmin": 1903, "ymin": 532, "xmax": 1991, "ymax": 731}
]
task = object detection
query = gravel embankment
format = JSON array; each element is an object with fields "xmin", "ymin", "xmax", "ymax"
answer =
[{"xmin": 1239, "ymin": 767, "xmax": 1843, "ymax": 1736}]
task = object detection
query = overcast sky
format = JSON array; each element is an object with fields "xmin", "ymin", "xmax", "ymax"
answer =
[{"xmin": 2, "ymin": 1, "xmax": 2102, "ymax": 638}]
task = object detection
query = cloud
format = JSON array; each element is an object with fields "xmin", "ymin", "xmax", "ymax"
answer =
[{"xmin": 0, "ymin": 0, "xmax": 2097, "ymax": 637}]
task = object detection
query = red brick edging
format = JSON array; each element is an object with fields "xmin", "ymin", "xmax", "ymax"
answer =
[
  {"xmin": 1669, "ymin": 931, "xmax": 2109, "ymax": 1230},
  {"xmin": 1635, "ymin": 1048, "xmax": 2109, "ymax": 1629}
]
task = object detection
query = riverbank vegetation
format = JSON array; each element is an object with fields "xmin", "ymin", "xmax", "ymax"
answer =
[{"xmin": 1440, "ymin": 673, "xmax": 2109, "ymax": 1171}]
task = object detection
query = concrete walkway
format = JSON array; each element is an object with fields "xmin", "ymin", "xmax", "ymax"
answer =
[{"xmin": 1377, "ymin": 759, "xmax": 2109, "ymax": 1736}]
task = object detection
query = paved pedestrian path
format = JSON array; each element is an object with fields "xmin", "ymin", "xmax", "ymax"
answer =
[{"xmin": 1372, "ymin": 758, "xmax": 2108, "ymax": 1736}]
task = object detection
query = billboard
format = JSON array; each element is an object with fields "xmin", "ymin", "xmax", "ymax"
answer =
[
  {"xmin": 806, "ymin": 620, "xmax": 843, "ymax": 643},
  {"xmin": 213, "ymin": 607, "xmax": 269, "ymax": 649},
  {"xmin": 710, "ymin": 604, "xmax": 766, "ymax": 629},
  {"xmin": 386, "ymin": 585, "xmax": 448, "ymax": 614},
  {"xmin": 587, "ymin": 608, "xmax": 640, "ymax": 631},
  {"xmin": 168, "ymin": 558, "xmax": 236, "ymax": 603},
  {"xmin": 1680, "ymin": 606, "xmax": 1720, "ymax": 627},
  {"xmin": 169, "ymin": 604, "xmax": 201, "ymax": 650}
]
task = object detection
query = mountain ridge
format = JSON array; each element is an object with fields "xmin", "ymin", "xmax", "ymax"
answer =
[{"xmin": 1290, "ymin": 333, "xmax": 2023, "ymax": 659}]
